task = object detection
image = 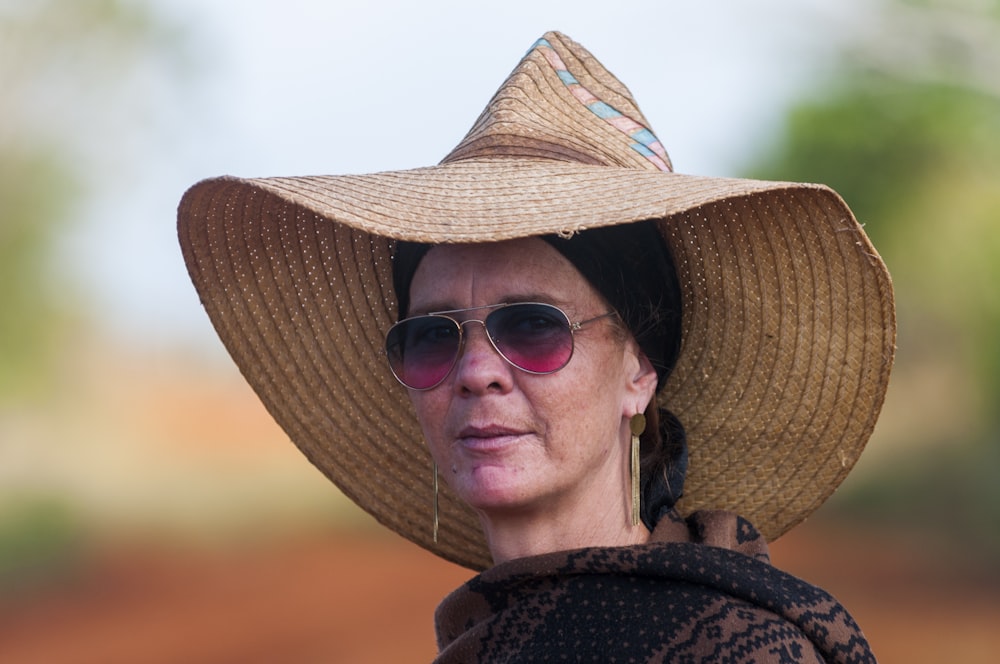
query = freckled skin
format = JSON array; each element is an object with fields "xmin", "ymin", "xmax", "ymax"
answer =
[{"xmin": 406, "ymin": 238, "xmax": 658, "ymax": 562}]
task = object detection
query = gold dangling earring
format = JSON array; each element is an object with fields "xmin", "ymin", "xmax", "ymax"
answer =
[
  {"xmin": 630, "ymin": 413, "xmax": 646, "ymax": 527},
  {"xmin": 432, "ymin": 461, "xmax": 440, "ymax": 543}
]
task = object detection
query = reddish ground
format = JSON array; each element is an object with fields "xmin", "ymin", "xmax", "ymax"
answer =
[{"xmin": 1, "ymin": 519, "xmax": 998, "ymax": 663}]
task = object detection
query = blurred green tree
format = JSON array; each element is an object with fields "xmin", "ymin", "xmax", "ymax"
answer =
[
  {"xmin": 0, "ymin": 0, "xmax": 190, "ymax": 400},
  {"xmin": 745, "ymin": 0, "xmax": 1000, "ymax": 552}
]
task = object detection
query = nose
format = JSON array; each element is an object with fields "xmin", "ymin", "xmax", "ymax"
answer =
[{"xmin": 451, "ymin": 321, "xmax": 514, "ymax": 395}]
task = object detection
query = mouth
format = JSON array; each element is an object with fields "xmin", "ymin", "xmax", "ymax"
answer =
[{"xmin": 455, "ymin": 425, "xmax": 528, "ymax": 452}]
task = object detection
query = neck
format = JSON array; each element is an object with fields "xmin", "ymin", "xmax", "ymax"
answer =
[{"xmin": 479, "ymin": 465, "xmax": 651, "ymax": 565}]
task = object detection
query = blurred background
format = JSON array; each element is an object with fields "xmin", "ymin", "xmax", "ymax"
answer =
[{"xmin": 1, "ymin": 0, "xmax": 998, "ymax": 661}]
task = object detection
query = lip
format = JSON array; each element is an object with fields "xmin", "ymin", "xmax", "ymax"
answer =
[{"xmin": 455, "ymin": 424, "xmax": 528, "ymax": 452}]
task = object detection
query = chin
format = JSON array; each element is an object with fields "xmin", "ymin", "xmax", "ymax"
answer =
[{"xmin": 457, "ymin": 466, "xmax": 537, "ymax": 512}]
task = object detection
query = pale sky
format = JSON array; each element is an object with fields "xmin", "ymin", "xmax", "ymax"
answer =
[{"xmin": 70, "ymin": 0, "xmax": 873, "ymax": 350}]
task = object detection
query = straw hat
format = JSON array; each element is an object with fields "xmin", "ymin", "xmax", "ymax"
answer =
[{"xmin": 177, "ymin": 31, "xmax": 895, "ymax": 571}]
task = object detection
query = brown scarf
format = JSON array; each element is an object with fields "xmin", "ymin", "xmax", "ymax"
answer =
[{"xmin": 434, "ymin": 510, "xmax": 875, "ymax": 663}]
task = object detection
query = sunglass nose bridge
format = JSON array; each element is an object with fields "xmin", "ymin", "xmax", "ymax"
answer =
[
  {"xmin": 454, "ymin": 318, "xmax": 505, "ymax": 362},
  {"xmin": 456, "ymin": 317, "xmax": 489, "ymax": 331}
]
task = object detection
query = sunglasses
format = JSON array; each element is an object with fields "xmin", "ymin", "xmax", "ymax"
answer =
[{"xmin": 385, "ymin": 302, "xmax": 616, "ymax": 390}]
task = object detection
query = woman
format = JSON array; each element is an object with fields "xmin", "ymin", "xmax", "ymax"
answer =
[{"xmin": 178, "ymin": 32, "xmax": 894, "ymax": 662}]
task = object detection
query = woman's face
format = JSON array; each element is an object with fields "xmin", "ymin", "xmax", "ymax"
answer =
[{"xmin": 406, "ymin": 237, "xmax": 657, "ymax": 522}]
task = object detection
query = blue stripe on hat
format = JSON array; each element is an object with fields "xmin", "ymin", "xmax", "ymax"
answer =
[{"xmin": 587, "ymin": 101, "xmax": 621, "ymax": 119}]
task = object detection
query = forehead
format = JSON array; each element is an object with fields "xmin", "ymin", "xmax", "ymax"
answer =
[{"xmin": 408, "ymin": 237, "xmax": 597, "ymax": 311}]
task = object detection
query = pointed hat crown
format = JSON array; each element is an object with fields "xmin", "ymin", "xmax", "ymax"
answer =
[{"xmin": 443, "ymin": 32, "xmax": 672, "ymax": 172}]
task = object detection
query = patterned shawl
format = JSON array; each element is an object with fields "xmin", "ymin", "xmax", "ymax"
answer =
[{"xmin": 434, "ymin": 510, "xmax": 875, "ymax": 663}]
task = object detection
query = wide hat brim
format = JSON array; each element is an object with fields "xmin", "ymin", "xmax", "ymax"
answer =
[{"xmin": 177, "ymin": 33, "xmax": 895, "ymax": 571}]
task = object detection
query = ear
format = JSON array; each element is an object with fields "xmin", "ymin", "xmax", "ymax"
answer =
[{"xmin": 623, "ymin": 343, "xmax": 659, "ymax": 418}]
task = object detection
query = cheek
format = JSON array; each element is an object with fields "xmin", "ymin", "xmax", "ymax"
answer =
[
  {"xmin": 573, "ymin": 344, "xmax": 629, "ymax": 403},
  {"xmin": 542, "ymin": 356, "xmax": 627, "ymax": 447},
  {"xmin": 408, "ymin": 392, "xmax": 447, "ymax": 450}
]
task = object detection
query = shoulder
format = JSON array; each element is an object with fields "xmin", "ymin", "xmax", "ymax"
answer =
[{"xmin": 435, "ymin": 538, "xmax": 875, "ymax": 663}]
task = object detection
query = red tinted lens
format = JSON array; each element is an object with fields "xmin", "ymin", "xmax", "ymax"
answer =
[
  {"xmin": 486, "ymin": 303, "xmax": 574, "ymax": 374},
  {"xmin": 385, "ymin": 315, "xmax": 461, "ymax": 389}
]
